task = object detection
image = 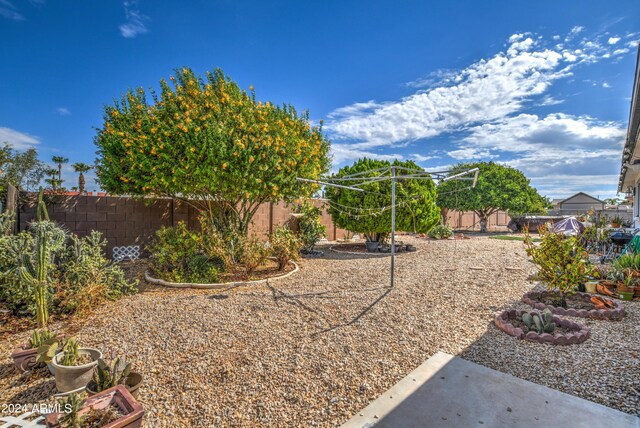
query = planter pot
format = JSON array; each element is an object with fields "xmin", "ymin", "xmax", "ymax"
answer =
[
  {"xmin": 617, "ymin": 284, "xmax": 633, "ymax": 293},
  {"xmin": 46, "ymin": 384, "xmax": 144, "ymax": 428},
  {"xmin": 11, "ymin": 334, "xmax": 65, "ymax": 373},
  {"xmin": 11, "ymin": 345, "xmax": 38, "ymax": 372},
  {"xmin": 52, "ymin": 348, "xmax": 101, "ymax": 393},
  {"xmin": 584, "ymin": 281, "xmax": 598, "ymax": 294},
  {"xmin": 364, "ymin": 241, "xmax": 379, "ymax": 252},
  {"xmin": 87, "ymin": 372, "xmax": 144, "ymax": 399},
  {"xmin": 611, "ymin": 223, "xmax": 621, "ymax": 228},
  {"xmin": 618, "ymin": 291, "xmax": 634, "ymax": 301},
  {"xmin": 635, "ymin": 287, "xmax": 640, "ymax": 298}
]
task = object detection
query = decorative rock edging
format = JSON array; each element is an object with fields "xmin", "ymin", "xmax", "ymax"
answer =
[
  {"xmin": 494, "ymin": 309, "xmax": 590, "ymax": 345},
  {"xmin": 144, "ymin": 261, "xmax": 299, "ymax": 290},
  {"xmin": 522, "ymin": 291, "xmax": 625, "ymax": 320},
  {"xmin": 329, "ymin": 245, "xmax": 419, "ymax": 256}
]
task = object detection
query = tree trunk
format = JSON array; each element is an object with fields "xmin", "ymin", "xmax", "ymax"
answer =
[
  {"xmin": 78, "ymin": 173, "xmax": 85, "ymax": 194},
  {"xmin": 478, "ymin": 212, "xmax": 488, "ymax": 233}
]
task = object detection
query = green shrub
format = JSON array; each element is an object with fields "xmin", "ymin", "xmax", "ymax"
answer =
[
  {"xmin": 428, "ymin": 224, "xmax": 453, "ymax": 240},
  {"xmin": 0, "ymin": 229, "xmax": 35, "ymax": 314},
  {"xmin": 269, "ymin": 227, "xmax": 301, "ymax": 270},
  {"xmin": 148, "ymin": 222, "xmax": 220, "ymax": 283},
  {"xmin": 295, "ymin": 201, "xmax": 326, "ymax": 253},
  {"xmin": 57, "ymin": 231, "xmax": 137, "ymax": 314},
  {"xmin": 524, "ymin": 224, "xmax": 594, "ymax": 305},
  {"xmin": 0, "ymin": 215, "xmax": 136, "ymax": 319},
  {"xmin": 612, "ymin": 253, "xmax": 640, "ymax": 272}
]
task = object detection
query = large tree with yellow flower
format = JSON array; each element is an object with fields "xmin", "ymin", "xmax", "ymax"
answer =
[{"xmin": 94, "ymin": 68, "xmax": 331, "ymax": 235}]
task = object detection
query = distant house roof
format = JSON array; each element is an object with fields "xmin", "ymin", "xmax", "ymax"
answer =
[
  {"xmin": 619, "ymin": 45, "xmax": 640, "ymax": 192},
  {"xmin": 557, "ymin": 192, "xmax": 605, "ymax": 206}
]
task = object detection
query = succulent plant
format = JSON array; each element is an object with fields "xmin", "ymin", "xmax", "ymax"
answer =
[
  {"xmin": 92, "ymin": 357, "xmax": 132, "ymax": 392},
  {"xmin": 36, "ymin": 336, "xmax": 67, "ymax": 364},
  {"xmin": 522, "ymin": 309, "xmax": 555, "ymax": 334},
  {"xmin": 60, "ymin": 337, "xmax": 80, "ymax": 366},
  {"xmin": 27, "ymin": 329, "xmax": 55, "ymax": 349},
  {"xmin": 57, "ymin": 392, "xmax": 86, "ymax": 428}
]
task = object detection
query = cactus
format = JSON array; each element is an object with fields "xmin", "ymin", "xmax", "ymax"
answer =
[
  {"xmin": 92, "ymin": 357, "xmax": 132, "ymax": 392},
  {"xmin": 57, "ymin": 392, "xmax": 86, "ymax": 428},
  {"xmin": 521, "ymin": 309, "xmax": 555, "ymax": 334},
  {"xmin": 36, "ymin": 337, "xmax": 63, "ymax": 364},
  {"xmin": 60, "ymin": 337, "xmax": 79, "ymax": 366},
  {"xmin": 16, "ymin": 192, "xmax": 67, "ymax": 328},
  {"xmin": 27, "ymin": 329, "xmax": 55, "ymax": 349}
]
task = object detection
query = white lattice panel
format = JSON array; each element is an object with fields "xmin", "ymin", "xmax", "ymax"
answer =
[
  {"xmin": 112, "ymin": 245, "xmax": 141, "ymax": 262},
  {"xmin": 0, "ymin": 412, "xmax": 45, "ymax": 428}
]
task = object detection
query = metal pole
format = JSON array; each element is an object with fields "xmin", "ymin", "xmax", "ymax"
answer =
[{"xmin": 391, "ymin": 166, "xmax": 396, "ymax": 288}]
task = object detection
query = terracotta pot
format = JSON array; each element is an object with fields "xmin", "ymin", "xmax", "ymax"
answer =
[
  {"xmin": 46, "ymin": 384, "xmax": 144, "ymax": 428},
  {"xmin": 52, "ymin": 348, "xmax": 101, "ymax": 393},
  {"xmin": 11, "ymin": 345, "xmax": 38, "ymax": 372},
  {"xmin": 87, "ymin": 372, "xmax": 144, "ymax": 399},
  {"xmin": 611, "ymin": 222, "xmax": 621, "ymax": 228},
  {"xmin": 617, "ymin": 283, "xmax": 633, "ymax": 293},
  {"xmin": 635, "ymin": 287, "xmax": 640, "ymax": 298}
]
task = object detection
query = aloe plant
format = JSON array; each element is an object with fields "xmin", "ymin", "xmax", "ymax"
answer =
[
  {"xmin": 60, "ymin": 337, "xmax": 80, "ymax": 366},
  {"xmin": 92, "ymin": 357, "xmax": 132, "ymax": 392},
  {"xmin": 27, "ymin": 329, "xmax": 55, "ymax": 349}
]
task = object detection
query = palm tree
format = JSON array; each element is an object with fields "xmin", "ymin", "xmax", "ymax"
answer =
[
  {"xmin": 71, "ymin": 162, "xmax": 92, "ymax": 194},
  {"xmin": 44, "ymin": 167, "xmax": 61, "ymax": 191},
  {"xmin": 51, "ymin": 156, "xmax": 68, "ymax": 181}
]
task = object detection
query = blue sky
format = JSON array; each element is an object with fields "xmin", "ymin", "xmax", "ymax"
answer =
[{"xmin": 1, "ymin": 1, "xmax": 639, "ymax": 199}]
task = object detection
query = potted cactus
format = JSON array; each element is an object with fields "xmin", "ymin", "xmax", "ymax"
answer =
[
  {"xmin": 45, "ymin": 386, "xmax": 145, "ymax": 428},
  {"xmin": 51, "ymin": 337, "xmax": 101, "ymax": 393},
  {"xmin": 87, "ymin": 357, "xmax": 144, "ymax": 399}
]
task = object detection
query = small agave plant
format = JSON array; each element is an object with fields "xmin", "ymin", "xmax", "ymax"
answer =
[
  {"xmin": 92, "ymin": 357, "xmax": 132, "ymax": 392},
  {"xmin": 522, "ymin": 309, "xmax": 556, "ymax": 334}
]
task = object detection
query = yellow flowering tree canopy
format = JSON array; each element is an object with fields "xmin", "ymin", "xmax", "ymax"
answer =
[{"xmin": 94, "ymin": 68, "xmax": 331, "ymax": 234}]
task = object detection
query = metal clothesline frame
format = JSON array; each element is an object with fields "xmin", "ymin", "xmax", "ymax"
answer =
[{"xmin": 297, "ymin": 166, "xmax": 479, "ymax": 288}]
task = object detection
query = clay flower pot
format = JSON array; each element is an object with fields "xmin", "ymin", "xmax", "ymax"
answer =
[
  {"xmin": 51, "ymin": 348, "xmax": 102, "ymax": 393},
  {"xmin": 11, "ymin": 344, "xmax": 38, "ymax": 372},
  {"xmin": 46, "ymin": 384, "xmax": 144, "ymax": 428},
  {"xmin": 87, "ymin": 372, "xmax": 144, "ymax": 399}
]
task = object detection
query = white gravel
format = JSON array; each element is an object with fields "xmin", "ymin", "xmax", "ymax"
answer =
[{"xmin": 1, "ymin": 235, "xmax": 638, "ymax": 427}]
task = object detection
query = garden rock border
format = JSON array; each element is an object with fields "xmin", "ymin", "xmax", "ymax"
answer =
[
  {"xmin": 329, "ymin": 244, "xmax": 419, "ymax": 256},
  {"xmin": 522, "ymin": 290, "xmax": 626, "ymax": 320},
  {"xmin": 144, "ymin": 261, "xmax": 299, "ymax": 289},
  {"xmin": 494, "ymin": 309, "xmax": 590, "ymax": 345}
]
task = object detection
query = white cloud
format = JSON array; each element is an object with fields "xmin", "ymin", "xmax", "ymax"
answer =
[
  {"xmin": 330, "ymin": 145, "xmax": 401, "ymax": 166},
  {"xmin": 119, "ymin": 1, "xmax": 149, "ymax": 38},
  {"xmin": 0, "ymin": 0, "xmax": 24, "ymax": 20},
  {"xmin": 602, "ymin": 81, "xmax": 611, "ymax": 88},
  {"xmin": 565, "ymin": 25, "xmax": 585, "ymax": 42},
  {"xmin": 539, "ymin": 95, "xmax": 564, "ymax": 106},
  {"xmin": 56, "ymin": 107, "xmax": 71, "ymax": 116},
  {"xmin": 613, "ymin": 48, "xmax": 630, "ymax": 56},
  {"xmin": 0, "ymin": 127, "xmax": 40, "ymax": 150},
  {"xmin": 608, "ymin": 37, "xmax": 621, "ymax": 45},
  {"xmin": 448, "ymin": 147, "xmax": 496, "ymax": 160},
  {"xmin": 326, "ymin": 37, "xmax": 568, "ymax": 150},
  {"xmin": 410, "ymin": 153, "xmax": 440, "ymax": 162}
]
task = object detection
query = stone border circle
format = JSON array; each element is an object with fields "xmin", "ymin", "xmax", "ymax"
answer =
[
  {"xmin": 522, "ymin": 290, "xmax": 625, "ymax": 320},
  {"xmin": 494, "ymin": 309, "xmax": 590, "ymax": 345},
  {"xmin": 145, "ymin": 261, "xmax": 299, "ymax": 290}
]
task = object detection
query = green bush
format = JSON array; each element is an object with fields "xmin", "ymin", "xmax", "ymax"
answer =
[
  {"xmin": 269, "ymin": 227, "xmax": 301, "ymax": 270},
  {"xmin": 148, "ymin": 222, "xmax": 220, "ymax": 283},
  {"xmin": 56, "ymin": 231, "xmax": 137, "ymax": 314},
  {"xmin": 0, "ymin": 218, "xmax": 137, "ymax": 318},
  {"xmin": 524, "ymin": 224, "xmax": 594, "ymax": 305},
  {"xmin": 612, "ymin": 253, "xmax": 640, "ymax": 273},
  {"xmin": 428, "ymin": 224, "xmax": 453, "ymax": 240},
  {"xmin": 295, "ymin": 201, "xmax": 326, "ymax": 253}
]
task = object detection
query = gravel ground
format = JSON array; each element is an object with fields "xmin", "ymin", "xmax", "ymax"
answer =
[{"xmin": 1, "ymin": 235, "xmax": 638, "ymax": 427}]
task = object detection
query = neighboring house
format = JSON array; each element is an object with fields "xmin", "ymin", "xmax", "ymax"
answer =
[
  {"xmin": 554, "ymin": 192, "xmax": 605, "ymax": 213},
  {"xmin": 619, "ymin": 46, "xmax": 640, "ymax": 227}
]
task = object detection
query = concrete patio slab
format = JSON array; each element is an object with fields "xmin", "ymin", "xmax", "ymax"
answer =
[{"xmin": 342, "ymin": 351, "xmax": 639, "ymax": 428}]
